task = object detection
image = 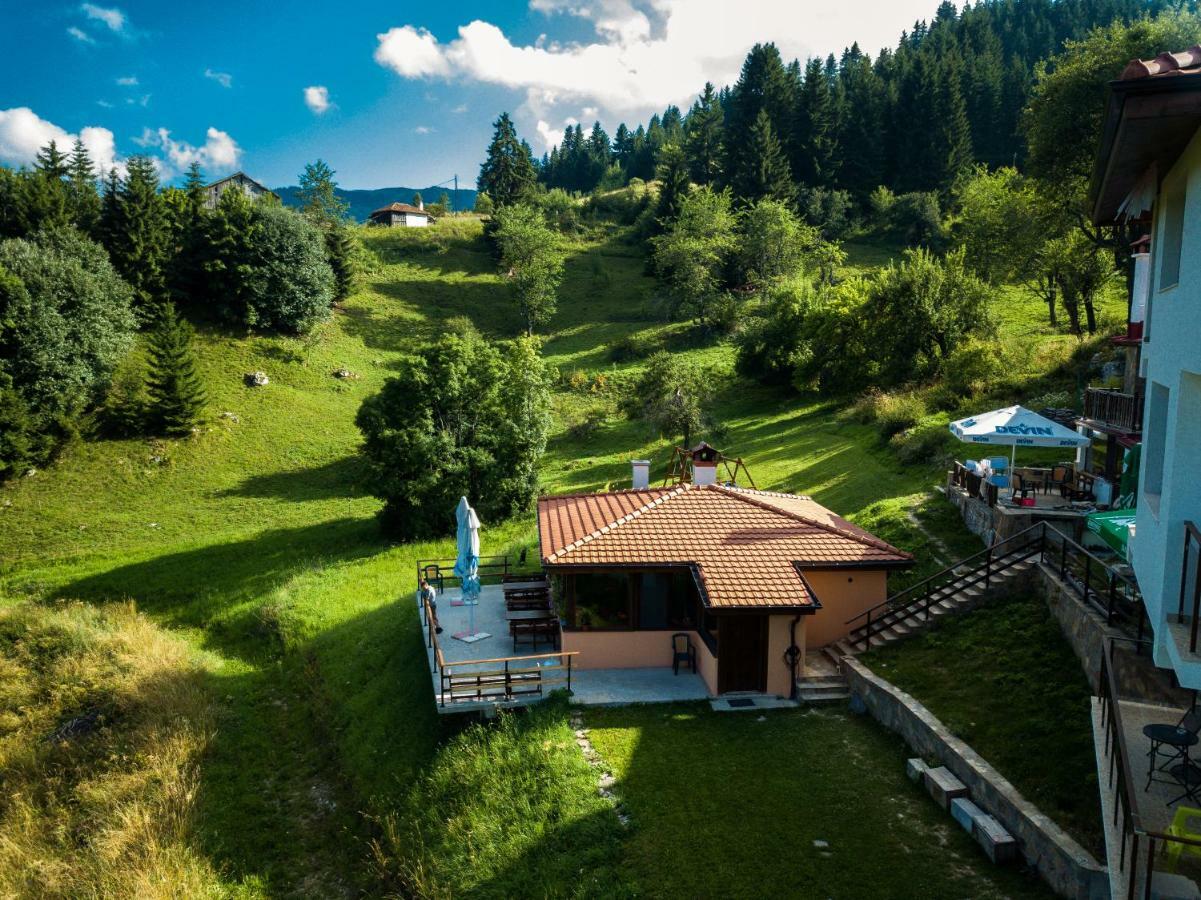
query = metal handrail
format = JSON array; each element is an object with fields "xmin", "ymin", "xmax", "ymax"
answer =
[
  {"xmin": 847, "ymin": 522, "xmax": 1047, "ymax": 627},
  {"xmin": 416, "ymin": 555, "xmax": 513, "ymax": 591},
  {"xmin": 1098, "ymin": 638, "xmax": 1201, "ymax": 900},
  {"xmin": 440, "ymin": 650, "xmax": 578, "ymax": 670}
]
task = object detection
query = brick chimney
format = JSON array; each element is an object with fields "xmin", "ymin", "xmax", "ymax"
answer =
[{"xmin": 631, "ymin": 460, "xmax": 650, "ymax": 490}]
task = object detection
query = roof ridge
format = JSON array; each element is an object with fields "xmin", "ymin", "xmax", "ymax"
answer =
[
  {"xmin": 545, "ymin": 484, "xmax": 691, "ymax": 562},
  {"xmin": 537, "ymin": 486, "xmax": 674, "ymax": 502},
  {"xmin": 713, "ymin": 485, "xmax": 911, "ymax": 559}
]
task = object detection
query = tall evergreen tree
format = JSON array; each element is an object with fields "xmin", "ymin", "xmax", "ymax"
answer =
[
  {"xmin": 33, "ymin": 141, "xmax": 69, "ymax": 180},
  {"xmin": 654, "ymin": 144, "xmax": 690, "ymax": 223},
  {"xmin": 144, "ymin": 302, "xmax": 206, "ymax": 436},
  {"xmin": 723, "ymin": 43, "xmax": 795, "ymax": 193},
  {"xmin": 935, "ymin": 56, "xmax": 974, "ymax": 192},
  {"xmin": 325, "ymin": 225, "xmax": 355, "ymax": 301},
  {"xmin": 65, "ymin": 139, "xmax": 100, "ymax": 236},
  {"xmin": 297, "ymin": 159, "xmax": 349, "ymax": 226},
  {"xmin": 104, "ymin": 155, "xmax": 170, "ymax": 319},
  {"xmin": 793, "ymin": 58, "xmax": 840, "ymax": 187},
  {"xmin": 735, "ymin": 110, "xmax": 795, "ymax": 204},
  {"xmin": 477, "ymin": 113, "xmax": 537, "ymax": 208},
  {"xmin": 685, "ymin": 82, "xmax": 725, "ymax": 186}
]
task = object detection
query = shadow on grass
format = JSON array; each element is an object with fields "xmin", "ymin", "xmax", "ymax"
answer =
[
  {"xmin": 214, "ymin": 456, "xmax": 369, "ymax": 503},
  {"xmin": 54, "ymin": 517, "xmax": 389, "ymax": 662}
]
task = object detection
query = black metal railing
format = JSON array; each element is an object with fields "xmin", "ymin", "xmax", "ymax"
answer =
[
  {"xmin": 1085, "ymin": 387, "xmax": 1144, "ymax": 433},
  {"xmin": 1177, "ymin": 521, "xmax": 1201, "ymax": 653},
  {"xmin": 416, "ymin": 555, "xmax": 512, "ymax": 592},
  {"xmin": 1098, "ymin": 638, "xmax": 1201, "ymax": 899},
  {"xmin": 847, "ymin": 522, "xmax": 1146, "ymax": 651}
]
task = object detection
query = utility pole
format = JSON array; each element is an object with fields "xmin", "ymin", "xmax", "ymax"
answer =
[{"xmin": 453, "ymin": 174, "xmax": 458, "ymax": 214}]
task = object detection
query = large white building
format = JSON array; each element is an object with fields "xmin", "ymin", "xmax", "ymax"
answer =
[{"xmin": 1090, "ymin": 45, "xmax": 1201, "ymax": 684}]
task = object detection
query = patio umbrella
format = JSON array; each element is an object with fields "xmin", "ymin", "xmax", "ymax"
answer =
[
  {"xmin": 948, "ymin": 405, "xmax": 1089, "ymax": 471},
  {"xmin": 453, "ymin": 496, "xmax": 482, "ymax": 636},
  {"xmin": 1086, "ymin": 508, "xmax": 1136, "ymax": 561}
]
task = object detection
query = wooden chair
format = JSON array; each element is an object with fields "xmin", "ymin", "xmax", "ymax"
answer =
[
  {"xmin": 1050, "ymin": 465, "xmax": 1074, "ymax": 497},
  {"xmin": 1011, "ymin": 473, "xmax": 1034, "ymax": 505},
  {"xmin": 671, "ymin": 633, "xmax": 697, "ymax": 675},
  {"xmin": 512, "ymin": 619, "xmax": 559, "ymax": 652}
]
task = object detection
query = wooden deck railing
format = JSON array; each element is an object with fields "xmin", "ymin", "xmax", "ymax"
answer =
[
  {"xmin": 416, "ymin": 555, "xmax": 513, "ymax": 592},
  {"xmin": 420, "ymin": 593, "xmax": 575, "ymax": 707},
  {"xmin": 1084, "ymin": 387, "xmax": 1143, "ymax": 433}
]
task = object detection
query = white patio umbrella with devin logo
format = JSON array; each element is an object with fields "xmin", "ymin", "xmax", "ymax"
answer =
[
  {"xmin": 949, "ymin": 405, "xmax": 1089, "ymax": 470},
  {"xmin": 452, "ymin": 496, "xmax": 488, "ymax": 643}
]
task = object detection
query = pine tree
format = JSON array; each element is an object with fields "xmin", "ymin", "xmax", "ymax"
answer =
[
  {"xmin": 105, "ymin": 156, "xmax": 170, "ymax": 320},
  {"xmin": 34, "ymin": 141, "xmax": 69, "ymax": 180},
  {"xmin": 935, "ymin": 56, "xmax": 974, "ymax": 192},
  {"xmin": 298, "ymin": 159, "xmax": 349, "ymax": 226},
  {"xmin": 794, "ymin": 58, "xmax": 840, "ymax": 187},
  {"xmin": 477, "ymin": 113, "xmax": 537, "ymax": 208},
  {"xmin": 654, "ymin": 144, "xmax": 690, "ymax": 223},
  {"xmin": 723, "ymin": 43, "xmax": 796, "ymax": 192},
  {"xmin": 411, "ymin": 191, "xmax": 423, "ymax": 208},
  {"xmin": 325, "ymin": 225, "xmax": 355, "ymax": 301},
  {"xmin": 144, "ymin": 302, "xmax": 206, "ymax": 436},
  {"xmin": 685, "ymin": 82, "xmax": 724, "ymax": 186},
  {"xmin": 65, "ymin": 138, "xmax": 100, "ymax": 235},
  {"xmin": 735, "ymin": 110, "xmax": 794, "ymax": 204},
  {"xmin": 167, "ymin": 162, "xmax": 208, "ymax": 306}
]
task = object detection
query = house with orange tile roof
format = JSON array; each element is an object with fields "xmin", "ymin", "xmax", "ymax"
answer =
[{"xmin": 536, "ymin": 448, "xmax": 912, "ymax": 697}]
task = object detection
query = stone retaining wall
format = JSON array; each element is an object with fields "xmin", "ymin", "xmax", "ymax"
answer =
[{"xmin": 843, "ymin": 656, "xmax": 1109, "ymax": 900}]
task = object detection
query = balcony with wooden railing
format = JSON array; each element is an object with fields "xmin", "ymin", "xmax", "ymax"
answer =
[{"xmin": 1083, "ymin": 387, "xmax": 1144, "ymax": 434}]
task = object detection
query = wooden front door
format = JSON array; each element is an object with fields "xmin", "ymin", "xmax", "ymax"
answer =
[{"xmin": 718, "ymin": 615, "xmax": 767, "ymax": 694}]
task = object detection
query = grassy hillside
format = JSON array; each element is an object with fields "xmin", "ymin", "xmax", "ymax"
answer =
[{"xmin": 0, "ymin": 216, "xmax": 1116, "ymax": 896}]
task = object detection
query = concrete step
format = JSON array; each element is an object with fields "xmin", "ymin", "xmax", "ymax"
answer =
[
  {"xmin": 797, "ymin": 673, "xmax": 845, "ymax": 687},
  {"xmin": 797, "ymin": 684, "xmax": 851, "ymax": 704}
]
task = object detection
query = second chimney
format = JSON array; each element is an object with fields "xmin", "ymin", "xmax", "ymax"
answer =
[{"xmin": 631, "ymin": 460, "xmax": 650, "ymax": 490}]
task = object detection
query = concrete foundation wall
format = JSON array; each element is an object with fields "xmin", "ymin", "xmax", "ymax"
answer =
[{"xmin": 843, "ymin": 657, "xmax": 1109, "ymax": 900}]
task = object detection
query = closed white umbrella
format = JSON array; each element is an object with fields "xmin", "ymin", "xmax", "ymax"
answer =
[{"xmin": 949, "ymin": 405, "xmax": 1089, "ymax": 471}]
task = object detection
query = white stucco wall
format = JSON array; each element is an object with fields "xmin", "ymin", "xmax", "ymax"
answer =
[
  {"xmin": 1133, "ymin": 123, "xmax": 1201, "ymax": 684},
  {"xmin": 404, "ymin": 213, "xmax": 429, "ymax": 227}
]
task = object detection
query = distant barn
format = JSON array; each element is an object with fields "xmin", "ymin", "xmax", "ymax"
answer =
[
  {"xmin": 204, "ymin": 172, "xmax": 278, "ymax": 210},
  {"xmin": 369, "ymin": 200, "xmax": 432, "ymax": 228}
]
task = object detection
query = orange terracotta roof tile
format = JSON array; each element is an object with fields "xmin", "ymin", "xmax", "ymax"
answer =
[
  {"xmin": 537, "ymin": 484, "xmax": 912, "ymax": 610},
  {"xmin": 1121, "ymin": 46, "xmax": 1201, "ymax": 81}
]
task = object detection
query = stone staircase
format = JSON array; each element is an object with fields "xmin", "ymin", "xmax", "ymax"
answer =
[{"xmin": 796, "ymin": 649, "xmax": 851, "ymax": 704}]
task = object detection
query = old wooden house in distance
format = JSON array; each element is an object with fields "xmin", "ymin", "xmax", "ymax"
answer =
[
  {"xmin": 203, "ymin": 171, "xmax": 278, "ymax": 209},
  {"xmin": 368, "ymin": 200, "xmax": 432, "ymax": 227}
]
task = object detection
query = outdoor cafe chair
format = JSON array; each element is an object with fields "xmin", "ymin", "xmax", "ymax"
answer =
[
  {"xmin": 671, "ymin": 633, "xmax": 697, "ymax": 676},
  {"xmin": 1145, "ymin": 708, "xmax": 1201, "ymax": 793},
  {"xmin": 1010, "ymin": 473, "xmax": 1034, "ymax": 504},
  {"xmin": 1163, "ymin": 806, "xmax": 1201, "ymax": 872},
  {"xmin": 987, "ymin": 456, "xmax": 1008, "ymax": 472}
]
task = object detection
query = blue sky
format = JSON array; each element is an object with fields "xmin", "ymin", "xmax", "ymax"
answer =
[{"xmin": 0, "ymin": 1, "xmax": 938, "ymax": 189}]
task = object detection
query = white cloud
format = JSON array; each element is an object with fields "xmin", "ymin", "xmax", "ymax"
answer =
[
  {"xmin": 205, "ymin": 68, "xmax": 233, "ymax": 88},
  {"xmin": 414, "ymin": 125, "xmax": 434, "ymax": 134},
  {"xmin": 135, "ymin": 126, "xmax": 241, "ymax": 175},
  {"xmin": 374, "ymin": 25, "xmax": 451, "ymax": 77},
  {"xmin": 303, "ymin": 85, "xmax": 331, "ymax": 114},
  {"xmin": 81, "ymin": 3, "xmax": 126, "ymax": 33},
  {"xmin": 116, "ymin": 75, "xmax": 138, "ymax": 86},
  {"xmin": 125, "ymin": 93, "xmax": 150, "ymax": 107},
  {"xmin": 452, "ymin": 103, "xmax": 469, "ymax": 113},
  {"xmin": 0, "ymin": 107, "xmax": 119, "ymax": 174},
  {"xmin": 376, "ymin": 0, "xmax": 939, "ymax": 148},
  {"xmin": 67, "ymin": 26, "xmax": 95, "ymax": 44}
]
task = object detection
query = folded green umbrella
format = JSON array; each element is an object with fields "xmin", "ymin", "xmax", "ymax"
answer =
[{"xmin": 1086, "ymin": 509, "xmax": 1136, "ymax": 560}]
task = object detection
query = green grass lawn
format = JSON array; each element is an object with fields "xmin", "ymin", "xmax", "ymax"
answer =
[
  {"xmin": 861, "ymin": 594, "xmax": 1102, "ymax": 855},
  {"xmin": 0, "ymin": 216, "xmax": 1109, "ymax": 896},
  {"xmin": 585, "ymin": 702, "xmax": 1053, "ymax": 899}
]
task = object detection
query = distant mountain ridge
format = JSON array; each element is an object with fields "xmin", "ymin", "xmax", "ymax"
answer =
[{"xmin": 274, "ymin": 185, "xmax": 477, "ymax": 223}]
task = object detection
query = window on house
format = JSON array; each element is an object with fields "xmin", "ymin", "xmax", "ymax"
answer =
[
  {"xmin": 636, "ymin": 572, "xmax": 699, "ymax": 628},
  {"xmin": 572, "ymin": 573, "xmax": 631, "ymax": 629},
  {"xmin": 1159, "ymin": 185, "xmax": 1186, "ymax": 291},
  {"xmin": 1144, "ymin": 381, "xmax": 1170, "ymax": 518}
]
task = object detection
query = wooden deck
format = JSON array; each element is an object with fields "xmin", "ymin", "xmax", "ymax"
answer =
[{"xmin": 418, "ymin": 583, "xmax": 709, "ymax": 713}]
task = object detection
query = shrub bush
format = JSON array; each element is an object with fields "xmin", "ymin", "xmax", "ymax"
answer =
[
  {"xmin": 609, "ymin": 332, "xmax": 658, "ymax": 362},
  {"xmin": 943, "ymin": 338, "xmax": 1008, "ymax": 399},
  {"xmin": 356, "ymin": 321, "xmax": 551, "ymax": 540},
  {"xmin": 0, "ymin": 229, "xmax": 137, "ymax": 476},
  {"xmin": 867, "ymin": 391, "xmax": 928, "ymax": 438},
  {"xmin": 889, "ymin": 422, "xmax": 959, "ymax": 467}
]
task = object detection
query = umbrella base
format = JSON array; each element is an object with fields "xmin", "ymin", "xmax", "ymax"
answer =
[{"xmin": 452, "ymin": 631, "xmax": 491, "ymax": 643}]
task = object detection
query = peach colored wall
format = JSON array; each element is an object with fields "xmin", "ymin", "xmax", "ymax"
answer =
[
  {"xmin": 560, "ymin": 629, "xmax": 719, "ymax": 695},
  {"xmin": 802, "ymin": 569, "xmax": 890, "ymax": 648},
  {"xmin": 766, "ymin": 615, "xmax": 805, "ymax": 697}
]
